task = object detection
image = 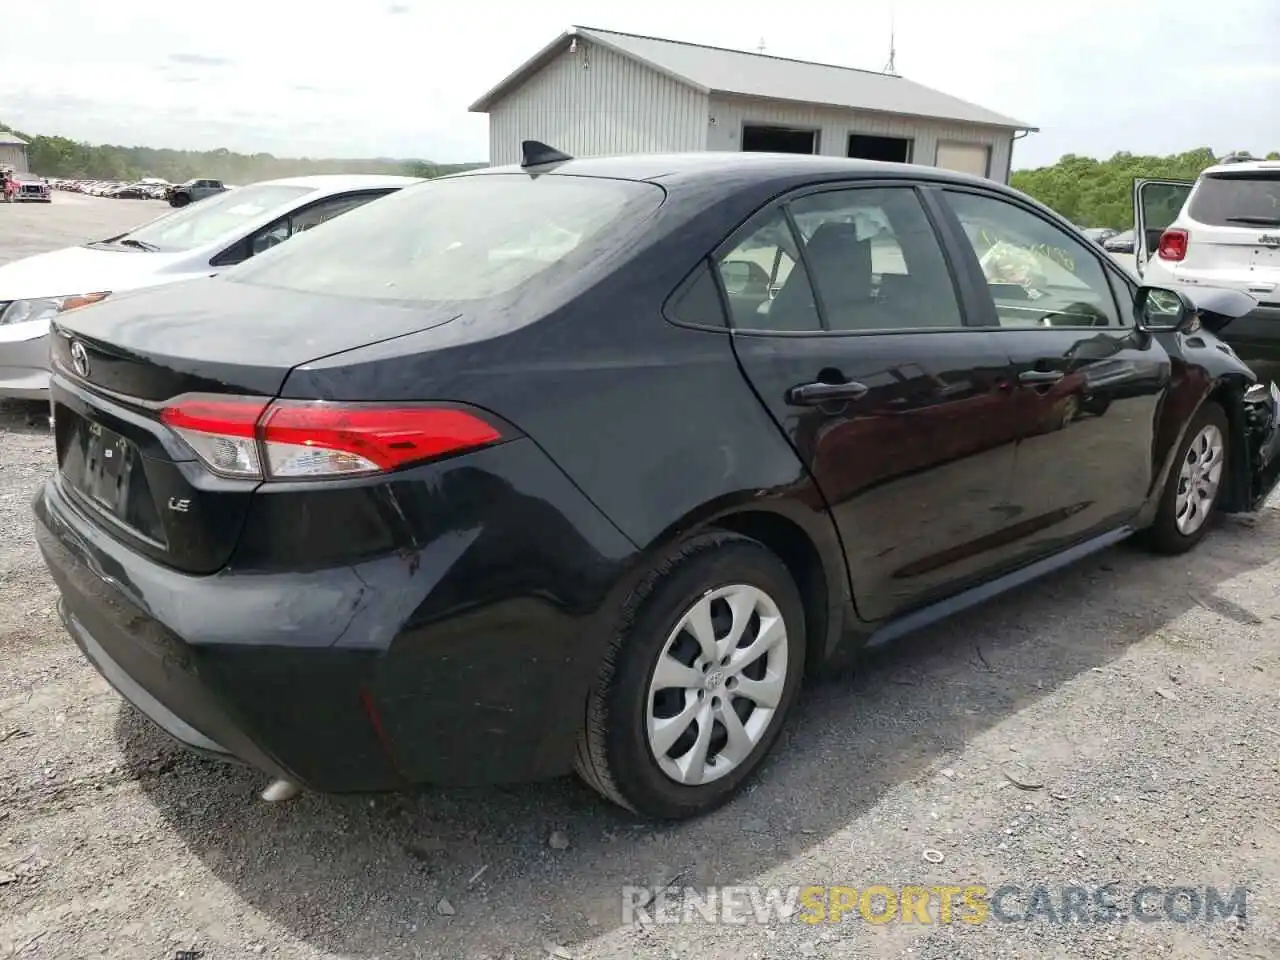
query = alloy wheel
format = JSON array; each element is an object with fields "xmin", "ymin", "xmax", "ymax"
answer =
[
  {"xmin": 1175, "ymin": 423, "xmax": 1225, "ymax": 535},
  {"xmin": 645, "ymin": 584, "xmax": 789, "ymax": 786}
]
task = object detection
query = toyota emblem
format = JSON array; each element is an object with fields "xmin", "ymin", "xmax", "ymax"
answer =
[{"xmin": 70, "ymin": 340, "xmax": 89, "ymax": 378}]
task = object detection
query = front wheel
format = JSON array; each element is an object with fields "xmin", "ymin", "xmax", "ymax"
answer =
[
  {"xmin": 169, "ymin": 193, "xmax": 190, "ymax": 207},
  {"xmin": 1139, "ymin": 401, "xmax": 1229, "ymax": 554},
  {"xmin": 575, "ymin": 532, "xmax": 806, "ymax": 819}
]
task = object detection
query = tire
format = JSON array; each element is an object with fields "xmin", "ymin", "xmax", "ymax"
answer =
[
  {"xmin": 575, "ymin": 532, "xmax": 806, "ymax": 819},
  {"xmin": 1139, "ymin": 401, "xmax": 1229, "ymax": 555},
  {"xmin": 170, "ymin": 193, "xmax": 190, "ymax": 207}
]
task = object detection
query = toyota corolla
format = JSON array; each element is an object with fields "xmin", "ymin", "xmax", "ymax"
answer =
[{"xmin": 33, "ymin": 146, "xmax": 1280, "ymax": 820}]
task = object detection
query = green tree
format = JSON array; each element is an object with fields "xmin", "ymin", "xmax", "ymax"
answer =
[
  {"xmin": 1011, "ymin": 147, "xmax": 1274, "ymax": 229},
  {"xmin": 0, "ymin": 120, "xmax": 485, "ymax": 183}
]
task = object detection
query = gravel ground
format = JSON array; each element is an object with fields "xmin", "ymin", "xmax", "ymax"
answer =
[{"xmin": 1, "ymin": 195, "xmax": 1279, "ymax": 960}]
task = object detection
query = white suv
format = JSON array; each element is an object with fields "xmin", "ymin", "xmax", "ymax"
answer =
[{"xmin": 1134, "ymin": 157, "xmax": 1280, "ymax": 384}]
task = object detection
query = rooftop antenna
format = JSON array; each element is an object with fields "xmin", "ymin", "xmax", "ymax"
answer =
[
  {"xmin": 883, "ymin": 2, "xmax": 897, "ymax": 74},
  {"xmin": 756, "ymin": 37, "xmax": 766, "ymax": 54},
  {"xmin": 520, "ymin": 140, "xmax": 574, "ymax": 170}
]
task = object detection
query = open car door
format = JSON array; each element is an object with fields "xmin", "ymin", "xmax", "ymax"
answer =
[{"xmin": 1133, "ymin": 178, "xmax": 1194, "ymax": 277}]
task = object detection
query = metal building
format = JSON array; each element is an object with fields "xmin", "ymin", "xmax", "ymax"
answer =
[
  {"xmin": 470, "ymin": 27, "xmax": 1036, "ymax": 182},
  {"xmin": 0, "ymin": 131, "xmax": 29, "ymax": 173}
]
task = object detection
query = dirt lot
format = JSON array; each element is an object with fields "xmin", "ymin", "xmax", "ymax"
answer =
[{"xmin": 1, "ymin": 195, "xmax": 1279, "ymax": 960}]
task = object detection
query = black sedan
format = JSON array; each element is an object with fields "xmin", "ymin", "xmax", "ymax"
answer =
[{"xmin": 34, "ymin": 146, "xmax": 1280, "ymax": 820}]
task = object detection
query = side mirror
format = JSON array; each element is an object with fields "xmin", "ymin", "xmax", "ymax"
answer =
[{"xmin": 1134, "ymin": 285, "xmax": 1199, "ymax": 334}]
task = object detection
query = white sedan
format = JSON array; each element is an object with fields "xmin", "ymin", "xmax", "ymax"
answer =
[{"xmin": 0, "ymin": 174, "xmax": 422, "ymax": 399}]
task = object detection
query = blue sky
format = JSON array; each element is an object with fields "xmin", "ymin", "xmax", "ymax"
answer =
[{"xmin": 2, "ymin": 0, "xmax": 1276, "ymax": 168}]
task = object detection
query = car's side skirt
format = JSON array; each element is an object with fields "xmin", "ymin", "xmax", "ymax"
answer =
[{"xmin": 860, "ymin": 525, "xmax": 1135, "ymax": 652}]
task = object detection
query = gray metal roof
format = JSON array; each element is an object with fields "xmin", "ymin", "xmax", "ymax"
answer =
[
  {"xmin": 470, "ymin": 27, "xmax": 1035, "ymax": 131},
  {"xmin": 0, "ymin": 131, "xmax": 28, "ymax": 145}
]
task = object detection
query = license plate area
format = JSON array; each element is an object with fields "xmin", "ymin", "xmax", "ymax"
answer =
[{"xmin": 59, "ymin": 410, "xmax": 167, "ymax": 546}]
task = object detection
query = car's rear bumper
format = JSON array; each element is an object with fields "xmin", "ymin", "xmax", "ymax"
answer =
[
  {"xmin": 36, "ymin": 478, "xmax": 393, "ymax": 789},
  {"xmin": 33, "ymin": 436, "xmax": 638, "ymax": 792}
]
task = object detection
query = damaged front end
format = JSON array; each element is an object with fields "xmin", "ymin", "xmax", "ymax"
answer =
[{"xmin": 1242, "ymin": 381, "xmax": 1280, "ymax": 510}]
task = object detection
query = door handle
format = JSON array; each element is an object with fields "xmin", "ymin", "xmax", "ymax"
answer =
[
  {"xmin": 1018, "ymin": 369, "xmax": 1065, "ymax": 385},
  {"xmin": 787, "ymin": 380, "xmax": 870, "ymax": 406}
]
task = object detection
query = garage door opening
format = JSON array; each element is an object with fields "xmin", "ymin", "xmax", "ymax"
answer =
[
  {"xmin": 847, "ymin": 134, "xmax": 912, "ymax": 163},
  {"xmin": 741, "ymin": 125, "xmax": 817, "ymax": 155},
  {"xmin": 935, "ymin": 142, "xmax": 991, "ymax": 178}
]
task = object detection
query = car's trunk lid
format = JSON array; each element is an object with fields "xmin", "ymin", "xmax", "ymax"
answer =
[
  {"xmin": 49, "ymin": 277, "xmax": 459, "ymax": 574},
  {"xmin": 51, "ymin": 276, "xmax": 459, "ymax": 400}
]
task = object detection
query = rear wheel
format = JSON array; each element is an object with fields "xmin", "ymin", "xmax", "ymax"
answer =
[
  {"xmin": 575, "ymin": 532, "xmax": 806, "ymax": 819},
  {"xmin": 1139, "ymin": 401, "xmax": 1229, "ymax": 554}
]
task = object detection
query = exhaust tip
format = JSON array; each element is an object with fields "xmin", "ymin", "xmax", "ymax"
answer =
[{"xmin": 261, "ymin": 778, "xmax": 301, "ymax": 803}]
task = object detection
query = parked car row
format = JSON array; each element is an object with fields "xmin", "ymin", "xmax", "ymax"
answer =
[
  {"xmin": 49, "ymin": 177, "xmax": 238, "ymax": 203},
  {"xmin": 51, "ymin": 178, "xmax": 171, "ymax": 199},
  {"xmin": 6, "ymin": 151, "xmax": 1280, "ymax": 821}
]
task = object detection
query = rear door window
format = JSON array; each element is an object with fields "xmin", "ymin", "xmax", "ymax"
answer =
[
  {"xmin": 787, "ymin": 187, "xmax": 964, "ymax": 332},
  {"xmin": 1188, "ymin": 172, "xmax": 1280, "ymax": 226}
]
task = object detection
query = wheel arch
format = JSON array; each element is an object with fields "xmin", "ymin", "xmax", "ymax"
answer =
[
  {"xmin": 1144, "ymin": 372, "xmax": 1253, "ymax": 523},
  {"xmin": 1206, "ymin": 376, "xmax": 1256, "ymax": 513},
  {"xmin": 642, "ymin": 492, "xmax": 853, "ymax": 675}
]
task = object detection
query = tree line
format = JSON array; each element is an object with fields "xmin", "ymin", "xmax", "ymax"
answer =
[
  {"xmin": 1011, "ymin": 147, "xmax": 1280, "ymax": 230},
  {"xmin": 1, "ymin": 121, "xmax": 483, "ymax": 183}
]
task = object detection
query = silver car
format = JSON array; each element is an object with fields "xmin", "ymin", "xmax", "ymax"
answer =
[
  {"xmin": 0, "ymin": 174, "xmax": 423, "ymax": 399},
  {"xmin": 166, "ymin": 178, "xmax": 228, "ymax": 207}
]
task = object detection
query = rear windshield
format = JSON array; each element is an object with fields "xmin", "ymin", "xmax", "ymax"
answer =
[
  {"xmin": 120, "ymin": 184, "xmax": 316, "ymax": 252},
  {"xmin": 226, "ymin": 174, "xmax": 665, "ymax": 303},
  {"xmin": 1188, "ymin": 172, "xmax": 1280, "ymax": 226}
]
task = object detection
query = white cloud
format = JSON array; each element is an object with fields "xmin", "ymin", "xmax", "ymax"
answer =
[{"xmin": 1, "ymin": 0, "xmax": 1276, "ymax": 165}]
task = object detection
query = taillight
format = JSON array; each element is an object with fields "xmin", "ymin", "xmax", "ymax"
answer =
[
  {"xmin": 159, "ymin": 394, "xmax": 504, "ymax": 480},
  {"xmin": 1157, "ymin": 228, "xmax": 1188, "ymax": 262}
]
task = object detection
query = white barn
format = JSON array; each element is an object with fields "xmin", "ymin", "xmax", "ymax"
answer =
[
  {"xmin": 470, "ymin": 27, "xmax": 1036, "ymax": 182},
  {"xmin": 0, "ymin": 131, "xmax": 29, "ymax": 173}
]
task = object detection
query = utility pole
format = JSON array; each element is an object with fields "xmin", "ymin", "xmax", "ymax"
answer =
[{"xmin": 883, "ymin": 2, "xmax": 897, "ymax": 74}]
